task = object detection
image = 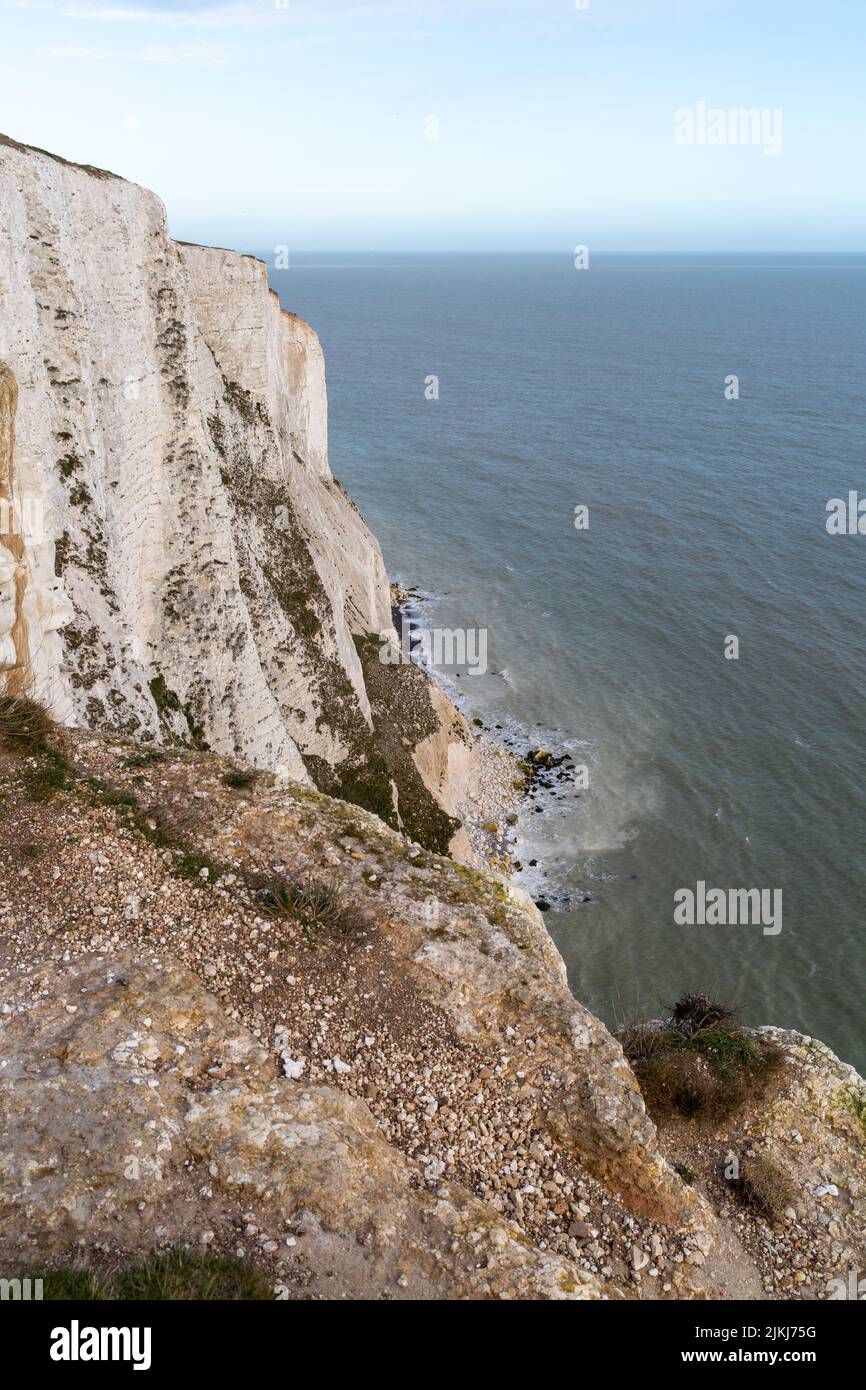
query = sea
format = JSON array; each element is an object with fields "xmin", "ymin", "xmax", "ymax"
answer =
[{"xmin": 265, "ymin": 251, "xmax": 866, "ymax": 1073}]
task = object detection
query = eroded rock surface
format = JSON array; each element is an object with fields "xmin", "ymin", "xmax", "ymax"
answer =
[
  {"xmin": 0, "ymin": 953, "xmax": 608, "ymax": 1300},
  {"xmin": 0, "ymin": 132, "xmax": 474, "ymax": 855}
]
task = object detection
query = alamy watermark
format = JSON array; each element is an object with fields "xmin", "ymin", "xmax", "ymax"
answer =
[
  {"xmin": 826, "ymin": 491, "xmax": 866, "ymax": 535},
  {"xmin": 380, "ymin": 618, "xmax": 488, "ymax": 676},
  {"xmin": 0, "ymin": 496, "xmax": 44, "ymax": 544},
  {"xmin": 50, "ymin": 1321, "xmax": 152, "ymax": 1371},
  {"xmin": 674, "ymin": 102, "xmax": 783, "ymax": 157},
  {"xmin": 0, "ymin": 1275, "xmax": 43, "ymax": 1300},
  {"xmin": 674, "ymin": 881, "xmax": 782, "ymax": 936},
  {"xmin": 826, "ymin": 1266, "xmax": 866, "ymax": 1300}
]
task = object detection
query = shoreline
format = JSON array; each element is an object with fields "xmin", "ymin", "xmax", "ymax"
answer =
[{"xmin": 389, "ymin": 580, "xmax": 576, "ymax": 899}]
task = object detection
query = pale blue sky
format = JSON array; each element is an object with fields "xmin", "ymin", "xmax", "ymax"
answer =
[{"xmin": 1, "ymin": 0, "xmax": 863, "ymax": 250}]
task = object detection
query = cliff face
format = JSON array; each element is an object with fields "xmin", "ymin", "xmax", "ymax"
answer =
[{"xmin": 0, "ymin": 133, "xmax": 473, "ymax": 853}]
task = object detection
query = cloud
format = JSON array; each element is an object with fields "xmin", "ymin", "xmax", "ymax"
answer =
[
  {"xmin": 61, "ymin": 0, "xmax": 483, "ymax": 28},
  {"xmin": 46, "ymin": 41, "xmax": 230, "ymax": 63},
  {"xmin": 63, "ymin": 3, "xmax": 261, "ymax": 26},
  {"xmin": 62, "ymin": 3, "xmax": 262, "ymax": 27}
]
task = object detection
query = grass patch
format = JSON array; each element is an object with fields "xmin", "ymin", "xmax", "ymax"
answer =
[
  {"xmin": 257, "ymin": 876, "xmax": 355, "ymax": 947},
  {"xmin": 620, "ymin": 992, "xmax": 783, "ymax": 1124},
  {"xmin": 128, "ymin": 810, "xmax": 171, "ymax": 850},
  {"xmin": 173, "ymin": 848, "xmax": 222, "ymax": 881},
  {"xmin": 25, "ymin": 750, "xmax": 73, "ymax": 802},
  {"xmin": 83, "ymin": 777, "xmax": 139, "ymax": 811},
  {"xmin": 0, "ymin": 697, "xmax": 74, "ymax": 800},
  {"xmin": 25, "ymin": 1251, "xmax": 274, "ymax": 1301},
  {"xmin": 223, "ymin": 768, "xmax": 256, "ymax": 790},
  {"xmin": 121, "ymin": 749, "xmax": 165, "ymax": 770}
]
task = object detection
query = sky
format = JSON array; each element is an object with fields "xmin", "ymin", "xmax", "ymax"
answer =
[{"xmin": 0, "ymin": 0, "xmax": 863, "ymax": 251}]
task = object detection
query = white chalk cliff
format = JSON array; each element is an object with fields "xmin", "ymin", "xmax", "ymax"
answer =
[{"xmin": 0, "ymin": 133, "xmax": 474, "ymax": 852}]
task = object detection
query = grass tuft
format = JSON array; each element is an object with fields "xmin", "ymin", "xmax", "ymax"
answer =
[
  {"xmin": 121, "ymin": 749, "xmax": 165, "ymax": 770},
  {"xmin": 173, "ymin": 848, "xmax": 221, "ymax": 881},
  {"xmin": 25, "ymin": 750, "xmax": 73, "ymax": 802},
  {"xmin": 223, "ymin": 768, "xmax": 256, "ymax": 790},
  {"xmin": 257, "ymin": 876, "xmax": 354, "ymax": 947},
  {"xmin": 24, "ymin": 1251, "xmax": 274, "ymax": 1301}
]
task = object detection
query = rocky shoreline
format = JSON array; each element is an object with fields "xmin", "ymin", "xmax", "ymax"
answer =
[{"xmin": 388, "ymin": 581, "xmax": 578, "ymax": 903}]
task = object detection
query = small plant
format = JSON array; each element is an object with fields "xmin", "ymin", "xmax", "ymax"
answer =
[
  {"xmin": 57, "ymin": 452, "xmax": 81, "ymax": 480},
  {"xmin": 669, "ymin": 992, "xmax": 736, "ymax": 1038},
  {"xmin": 121, "ymin": 749, "xmax": 165, "ymax": 769},
  {"xmin": 173, "ymin": 848, "xmax": 221, "ymax": 882},
  {"xmin": 84, "ymin": 777, "xmax": 139, "ymax": 811},
  {"xmin": 620, "ymin": 993, "xmax": 783, "ymax": 1124},
  {"xmin": 258, "ymin": 876, "xmax": 353, "ymax": 946},
  {"xmin": 737, "ymin": 1154, "xmax": 796, "ymax": 1223},
  {"xmin": 25, "ymin": 1251, "xmax": 274, "ymax": 1301},
  {"xmin": 25, "ymin": 749, "xmax": 72, "ymax": 801},
  {"xmin": 129, "ymin": 809, "xmax": 171, "ymax": 850},
  {"xmin": 223, "ymin": 768, "xmax": 255, "ymax": 790},
  {"xmin": 674, "ymin": 1163, "xmax": 697, "ymax": 1185},
  {"xmin": 838, "ymin": 1084, "xmax": 866, "ymax": 1135},
  {"xmin": 68, "ymin": 480, "xmax": 92, "ymax": 507},
  {"xmin": 148, "ymin": 674, "xmax": 182, "ymax": 716},
  {"xmin": 0, "ymin": 695, "xmax": 55, "ymax": 754}
]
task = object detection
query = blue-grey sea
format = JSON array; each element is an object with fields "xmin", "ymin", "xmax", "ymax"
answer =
[{"xmin": 266, "ymin": 252, "xmax": 866, "ymax": 1072}]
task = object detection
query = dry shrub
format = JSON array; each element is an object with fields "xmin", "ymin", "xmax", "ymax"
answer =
[
  {"xmin": 0, "ymin": 694, "xmax": 55, "ymax": 753},
  {"xmin": 738, "ymin": 1153, "xmax": 797, "ymax": 1222},
  {"xmin": 620, "ymin": 993, "xmax": 783, "ymax": 1124}
]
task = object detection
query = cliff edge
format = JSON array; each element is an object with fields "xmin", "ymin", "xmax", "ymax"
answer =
[{"xmin": 0, "ymin": 132, "xmax": 476, "ymax": 858}]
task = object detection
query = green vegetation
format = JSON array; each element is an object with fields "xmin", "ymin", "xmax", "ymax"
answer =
[
  {"xmin": 620, "ymin": 993, "xmax": 783, "ymax": 1123},
  {"xmin": 25, "ymin": 1251, "xmax": 274, "ymax": 1301},
  {"xmin": 147, "ymin": 674, "xmax": 209, "ymax": 752},
  {"xmin": 838, "ymin": 1084, "xmax": 866, "ymax": 1135},
  {"xmin": 57, "ymin": 451, "xmax": 81, "ymax": 480},
  {"xmin": 121, "ymin": 748, "xmax": 165, "ymax": 769},
  {"xmin": 148, "ymin": 674, "xmax": 182, "ymax": 716},
  {"xmin": 172, "ymin": 847, "xmax": 221, "ymax": 881},
  {"xmin": 68, "ymin": 480, "xmax": 92, "ymax": 507},
  {"xmin": 25, "ymin": 749, "xmax": 73, "ymax": 801},
  {"xmin": 1, "ymin": 695, "xmax": 73, "ymax": 799},
  {"xmin": 83, "ymin": 776, "xmax": 139, "ymax": 811},
  {"xmin": 223, "ymin": 768, "xmax": 256, "ymax": 790},
  {"xmin": 0, "ymin": 696, "xmax": 224, "ymax": 881},
  {"xmin": 257, "ymin": 875, "xmax": 355, "ymax": 947}
]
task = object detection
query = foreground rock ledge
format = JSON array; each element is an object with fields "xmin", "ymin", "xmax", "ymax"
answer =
[{"xmin": 0, "ymin": 953, "xmax": 609, "ymax": 1301}]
